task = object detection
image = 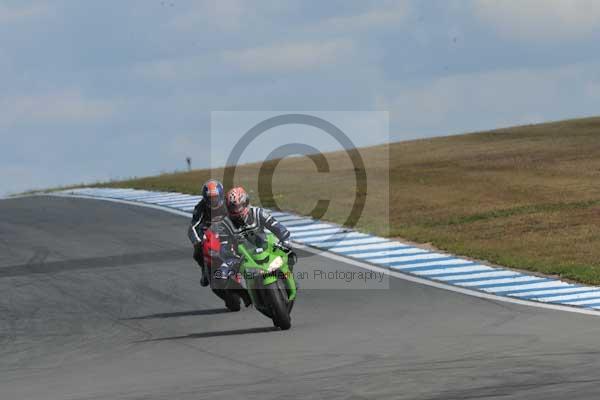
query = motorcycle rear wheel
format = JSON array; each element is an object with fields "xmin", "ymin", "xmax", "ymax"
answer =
[{"xmin": 212, "ymin": 288, "xmax": 241, "ymax": 312}]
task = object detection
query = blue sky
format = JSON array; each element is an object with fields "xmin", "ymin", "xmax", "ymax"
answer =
[{"xmin": 1, "ymin": 0, "xmax": 600, "ymax": 195}]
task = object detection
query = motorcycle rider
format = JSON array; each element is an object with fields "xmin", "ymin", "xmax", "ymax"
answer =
[
  {"xmin": 187, "ymin": 179, "xmax": 227, "ymax": 287},
  {"xmin": 212, "ymin": 186, "xmax": 296, "ymax": 305},
  {"xmin": 222, "ymin": 186, "xmax": 292, "ymax": 254}
]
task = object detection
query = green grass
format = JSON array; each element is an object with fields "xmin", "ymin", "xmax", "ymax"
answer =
[{"xmin": 75, "ymin": 116, "xmax": 600, "ymax": 284}]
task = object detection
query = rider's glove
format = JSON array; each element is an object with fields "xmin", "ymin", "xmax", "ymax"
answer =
[
  {"xmin": 279, "ymin": 240, "xmax": 293, "ymax": 251},
  {"xmin": 278, "ymin": 241, "xmax": 297, "ymax": 267}
]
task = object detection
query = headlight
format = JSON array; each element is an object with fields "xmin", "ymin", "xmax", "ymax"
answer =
[{"xmin": 266, "ymin": 256, "xmax": 283, "ymax": 274}]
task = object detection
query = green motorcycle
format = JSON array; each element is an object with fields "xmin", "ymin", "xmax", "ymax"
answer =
[{"xmin": 236, "ymin": 231, "xmax": 297, "ymax": 330}]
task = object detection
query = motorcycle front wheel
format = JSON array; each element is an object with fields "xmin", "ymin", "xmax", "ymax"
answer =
[{"xmin": 268, "ymin": 279, "xmax": 291, "ymax": 330}]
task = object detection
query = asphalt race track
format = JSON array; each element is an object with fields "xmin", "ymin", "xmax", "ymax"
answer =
[{"xmin": 3, "ymin": 196, "xmax": 600, "ymax": 400}]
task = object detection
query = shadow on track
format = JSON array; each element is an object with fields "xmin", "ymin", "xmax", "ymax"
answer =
[
  {"xmin": 138, "ymin": 327, "xmax": 278, "ymax": 342},
  {"xmin": 124, "ymin": 308, "xmax": 230, "ymax": 320},
  {"xmin": 0, "ymin": 248, "xmax": 190, "ymax": 278}
]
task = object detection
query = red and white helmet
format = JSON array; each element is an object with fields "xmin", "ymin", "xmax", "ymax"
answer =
[{"xmin": 226, "ymin": 187, "xmax": 250, "ymax": 219}]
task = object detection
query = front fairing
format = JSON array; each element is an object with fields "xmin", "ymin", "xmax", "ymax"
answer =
[{"xmin": 237, "ymin": 232, "xmax": 296, "ymax": 301}]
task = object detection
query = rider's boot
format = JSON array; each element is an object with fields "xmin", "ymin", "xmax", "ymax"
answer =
[
  {"xmin": 200, "ymin": 265, "xmax": 210, "ymax": 287},
  {"xmin": 200, "ymin": 266, "xmax": 210, "ymax": 287},
  {"xmin": 193, "ymin": 244, "xmax": 210, "ymax": 287}
]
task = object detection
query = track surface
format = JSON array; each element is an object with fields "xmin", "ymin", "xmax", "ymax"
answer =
[{"xmin": 2, "ymin": 196, "xmax": 600, "ymax": 400}]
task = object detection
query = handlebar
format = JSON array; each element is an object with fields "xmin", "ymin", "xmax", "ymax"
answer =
[{"xmin": 275, "ymin": 241, "xmax": 293, "ymax": 253}]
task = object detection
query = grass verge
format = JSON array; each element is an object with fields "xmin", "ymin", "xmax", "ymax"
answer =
[{"xmin": 76, "ymin": 116, "xmax": 600, "ymax": 284}]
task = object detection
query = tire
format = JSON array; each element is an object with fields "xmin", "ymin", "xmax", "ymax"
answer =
[
  {"xmin": 211, "ymin": 288, "xmax": 227, "ymax": 301},
  {"xmin": 269, "ymin": 279, "xmax": 291, "ymax": 330},
  {"xmin": 213, "ymin": 288, "xmax": 241, "ymax": 312},
  {"xmin": 225, "ymin": 292, "xmax": 241, "ymax": 312}
]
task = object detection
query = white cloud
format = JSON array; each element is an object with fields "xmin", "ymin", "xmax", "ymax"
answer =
[
  {"xmin": 168, "ymin": 0, "xmax": 247, "ymax": 31},
  {"xmin": 222, "ymin": 39, "xmax": 355, "ymax": 73},
  {"xmin": 586, "ymin": 80, "xmax": 600, "ymax": 99},
  {"xmin": 167, "ymin": 0, "xmax": 294, "ymax": 32},
  {"xmin": 321, "ymin": 0, "xmax": 410, "ymax": 31},
  {"xmin": 0, "ymin": 90, "xmax": 114, "ymax": 127},
  {"xmin": 0, "ymin": 163, "xmax": 107, "ymax": 196},
  {"xmin": 380, "ymin": 62, "xmax": 600, "ymax": 135},
  {"xmin": 472, "ymin": 0, "xmax": 600, "ymax": 41},
  {"xmin": 0, "ymin": 164, "xmax": 51, "ymax": 196},
  {"xmin": 132, "ymin": 56, "xmax": 214, "ymax": 82},
  {"xmin": 0, "ymin": 3, "xmax": 49, "ymax": 23},
  {"xmin": 168, "ymin": 134, "xmax": 204, "ymax": 161}
]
